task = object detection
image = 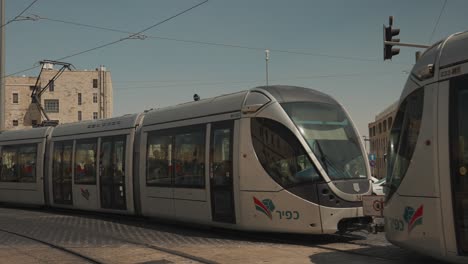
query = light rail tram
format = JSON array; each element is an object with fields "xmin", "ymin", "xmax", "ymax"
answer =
[
  {"xmin": 0, "ymin": 85, "xmax": 371, "ymax": 234},
  {"xmin": 384, "ymin": 32, "xmax": 468, "ymax": 263}
]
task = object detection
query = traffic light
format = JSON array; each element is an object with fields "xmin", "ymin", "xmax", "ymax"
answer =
[{"xmin": 383, "ymin": 16, "xmax": 400, "ymax": 60}]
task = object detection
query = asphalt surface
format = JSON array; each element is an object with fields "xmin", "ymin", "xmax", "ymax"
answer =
[{"xmin": 0, "ymin": 207, "xmax": 445, "ymax": 264}]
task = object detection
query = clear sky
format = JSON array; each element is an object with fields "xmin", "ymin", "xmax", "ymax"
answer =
[{"xmin": 4, "ymin": 0, "xmax": 468, "ymax": 136}]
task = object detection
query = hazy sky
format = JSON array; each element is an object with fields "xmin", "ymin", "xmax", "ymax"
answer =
[{"xmin": 4, "ymin": 0, "xmax": 468, "ymax": 136}]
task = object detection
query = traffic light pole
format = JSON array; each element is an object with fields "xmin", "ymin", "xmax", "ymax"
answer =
[
  {"xmin": 384, "ymin": 41, "xmax": 429, "ymax": 49},
  {"xmin": 0, "ymin": 0, "xmax": 4, "ymax": 131}
]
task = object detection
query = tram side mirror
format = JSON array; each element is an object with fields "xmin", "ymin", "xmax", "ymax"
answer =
[{"xmin": 242, "ymin": 104, "xmax": 264, "ymax": 114}]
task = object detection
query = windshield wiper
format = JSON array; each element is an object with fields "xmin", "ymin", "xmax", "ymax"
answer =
[{"xmin": 313, "ymin": 141, "xmax": 329, "ymax": 173}]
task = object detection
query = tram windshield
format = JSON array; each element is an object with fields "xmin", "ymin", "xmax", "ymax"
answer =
[
  {"xmin": 282, "ymin": 102, "xmax": 367, "ymax": 180},
  {"xmin": 386, "ymin": 88, "xmax": 424, "ymax": 200}
]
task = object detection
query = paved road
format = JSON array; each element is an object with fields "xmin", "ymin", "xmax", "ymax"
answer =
[{"xmin": 0, "ymin": 207, "xmax": 444, "ymax": 264}]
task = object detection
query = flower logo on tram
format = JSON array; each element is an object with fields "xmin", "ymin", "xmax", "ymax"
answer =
[
  {"xmin": 403, "ymin": 205, "xmax": 423, "ymax": 233},
  {"xmin": 253, "ymin": 197, "xmax": 275, "ymax": 220}
]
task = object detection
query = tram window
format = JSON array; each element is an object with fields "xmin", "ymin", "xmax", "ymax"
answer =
[
  {"xmin": 53, "ymin": 141, "xmax": 73, "ymax": 203},
  {"xmin": 387, "ymin": 88, "xmax": 424, "ymax": 199},
  {"xmin": 147, "ymin": 134, "xmax": 173, "ymax": 186},
  {"xmin": 74, "ymin": 139, "xmax": 97, "ymax": 184},
  {"xmin": 244, "ymin": 92, "xmax": 270, "ymax": 106},
  {"xmin": 18, "ymin": 145, "xmax": 37, "ymax": 182},
  {"xmin": 1, "ymin": 146, "xmax": 18, "ymax": 182},
  {"xmin": 251, "ymin": 118, "xmax": 320, "ymax": 188},
  {"xmin": 146, "ymin": 126, "xmax": 206, "ymax": 188},
  {"xmin": 174, "ymin": 129, "xmax": 205, "ymax": 187},
  {"xmin": 0, "ymin": 144, "xmax": 37, "ymax": 182}
]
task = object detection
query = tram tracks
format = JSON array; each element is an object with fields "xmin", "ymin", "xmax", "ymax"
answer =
[
  {"xmin": 0, "ymin": 227, "xmax": 218, "ymax": 264},
  {"xmin": 0, "ymin": 228, "xmax": 103, "ymax": 264}
]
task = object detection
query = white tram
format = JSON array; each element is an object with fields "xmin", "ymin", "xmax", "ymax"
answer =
[
  {"xmin": 0, "ymin": 85, "xmax": 372, "ymax": 234},
  {"xmin": 385, "ymin": 32, "xmax": 468, "ymax": 262}
]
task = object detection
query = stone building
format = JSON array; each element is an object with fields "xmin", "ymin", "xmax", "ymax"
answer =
[
  {"xmin": 2, "ymin": 65, "xmax": 112, "ymax": 130},
  {"xmin": 368, "ymin": 102, "xmax": 397, "ymax": 179}
]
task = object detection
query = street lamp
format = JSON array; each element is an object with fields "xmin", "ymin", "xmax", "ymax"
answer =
[
  {"xmin": 362, "ymin": 135, "xmax": 370, "ymax": 153},
  {"xmin": 265, "ymin": 49, "xmax": 270, "ymax": 87}
]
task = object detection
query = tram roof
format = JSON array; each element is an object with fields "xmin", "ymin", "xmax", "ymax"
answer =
[
  {"xmin": 142, "ymin": 90, "xmax": 249, "ymax": 126},
  {"xmin": 0, "ymin": 127, "xmax": 51, "ymax": 142},
  {"xmin": 142, "ymin": 85, "xmax": 338, "ymax": 126},
  {"xmin": 257, "ymin": 85, "xmax": 339, "ymax": 105},
  {"xmin": 412, "ymin": 31, "xmax": 468, "ymax": 76},
  {"xmin": 438, "ymin": 31, "xmax": 468, "ymax": 68},
  {"xmin": 402, "ymin": 31, "xmax": 468, "ymax": 100},
  {"xmin": 51, "ymin": 113, "xmax": 142, "ymax": 137}
]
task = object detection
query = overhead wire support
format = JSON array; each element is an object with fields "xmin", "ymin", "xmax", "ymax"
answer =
[
  {"xmin": 0, "ymin": 0, "xmax": 39, "ymax": 29},
  {"xmin": 429, "ymin": 0, "xmax": 447, "ymax": 43}
]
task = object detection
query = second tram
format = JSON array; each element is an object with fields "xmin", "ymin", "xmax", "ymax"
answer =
[{"xmin": 384, "ymin": 32, "xmax": 468, "ymax": 263}]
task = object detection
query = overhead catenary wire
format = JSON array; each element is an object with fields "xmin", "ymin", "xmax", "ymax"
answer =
[
  {"xmin": 113, "ymin": 71, "xmax": 407, "ymax": 91},
  {"xmin": 3, "ymin": 0, "xmax": 208, "ymax": 78},
  {"xmin": 429, "ymin": 0, "xmax": 447, "ymax": 43},
  {"xmin": 0, "ymin": 0, "xmax": 39, "ymax": 29},
  {"xmin": 20, "ymin": 14, "xmax": 406, "ymax": 64}
]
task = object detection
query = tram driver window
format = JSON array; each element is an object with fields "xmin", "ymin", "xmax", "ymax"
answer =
[
  {"xmin": 251, "ymin": 118, "xmax": 320, "ymax": 187},
  {"xmin": 74, "ymin": 139, "xmax": 97, "ymax": 184}
]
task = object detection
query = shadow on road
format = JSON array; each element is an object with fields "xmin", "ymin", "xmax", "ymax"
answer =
[{"xmin": 309, "ymin": 244, "xmax": 447, "ymax": 264}]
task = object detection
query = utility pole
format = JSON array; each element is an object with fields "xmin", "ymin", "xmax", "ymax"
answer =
[
  {"xmin": 0, "ymin": 0, "xmax": 5, "ymax": 131},
  {"xmin": 265, "ymin": 49, "xmax": 269, "ymax": 87}
]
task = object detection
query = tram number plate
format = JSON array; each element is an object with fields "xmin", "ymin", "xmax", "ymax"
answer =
[{"xmin": 362, "ymin": 195, "xmax": 384, "ymax": 217}]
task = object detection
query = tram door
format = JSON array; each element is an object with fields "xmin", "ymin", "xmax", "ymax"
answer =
[
  {"xmin": 52, "ymin": 141, "xmax": 73, "ymax": 204},
  {"xmin": 210, "ymin": 121, "xmax": 236, "ymax": 223},
  {"xmin": 450, "ymin": 75, "xmax": 468, "ymax": 254},
  {"xmin": 100, "ymin": 136, "xmax": 126, "ymax": 210}
]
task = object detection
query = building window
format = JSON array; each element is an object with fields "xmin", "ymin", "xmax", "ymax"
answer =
[
  {"xmin": 383, "ymin": 120, "xmax": 387, "ymax": 132},
  {"xmin": 44, "ymin": 99, "xmax": 59, "ymax": 113},
  {"xmin": 78, "ymin": 93, "xmax": 82, "ymax": 105},
  {"xmin": 388, "ymin": 117, "xmax": 393, "ymax": 130},
  {"xmin": 78, "ymin": 111, "xmax": 82, "ymax": 121},
  {"xmin": 93, "ymin": 112, "xmax": 98, "ymax": 120},
  {"xmin": 93, "ymin": 93, "xmax": 98, "ymax": 103},
  {"xmin": 12, "ymin": 120, "xmax": 18, "ymax": 126},
  {"xmin": 378, "ymin": 123, "xmax": 382, "ymax": 134},
  {"xmin": 93, "ymin": 79, "xmax": 98, "ymax": 88},
  {"xmin": 29, "ymin": 86, "xmax": 35, "ymax": 91},
  {"xmin": 49, "ymin": 80, "xmax": 54, "ymax": 92},
  {"xmin": 12, "ymin": 93, "xmax": 18, "ymax": 104}
]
